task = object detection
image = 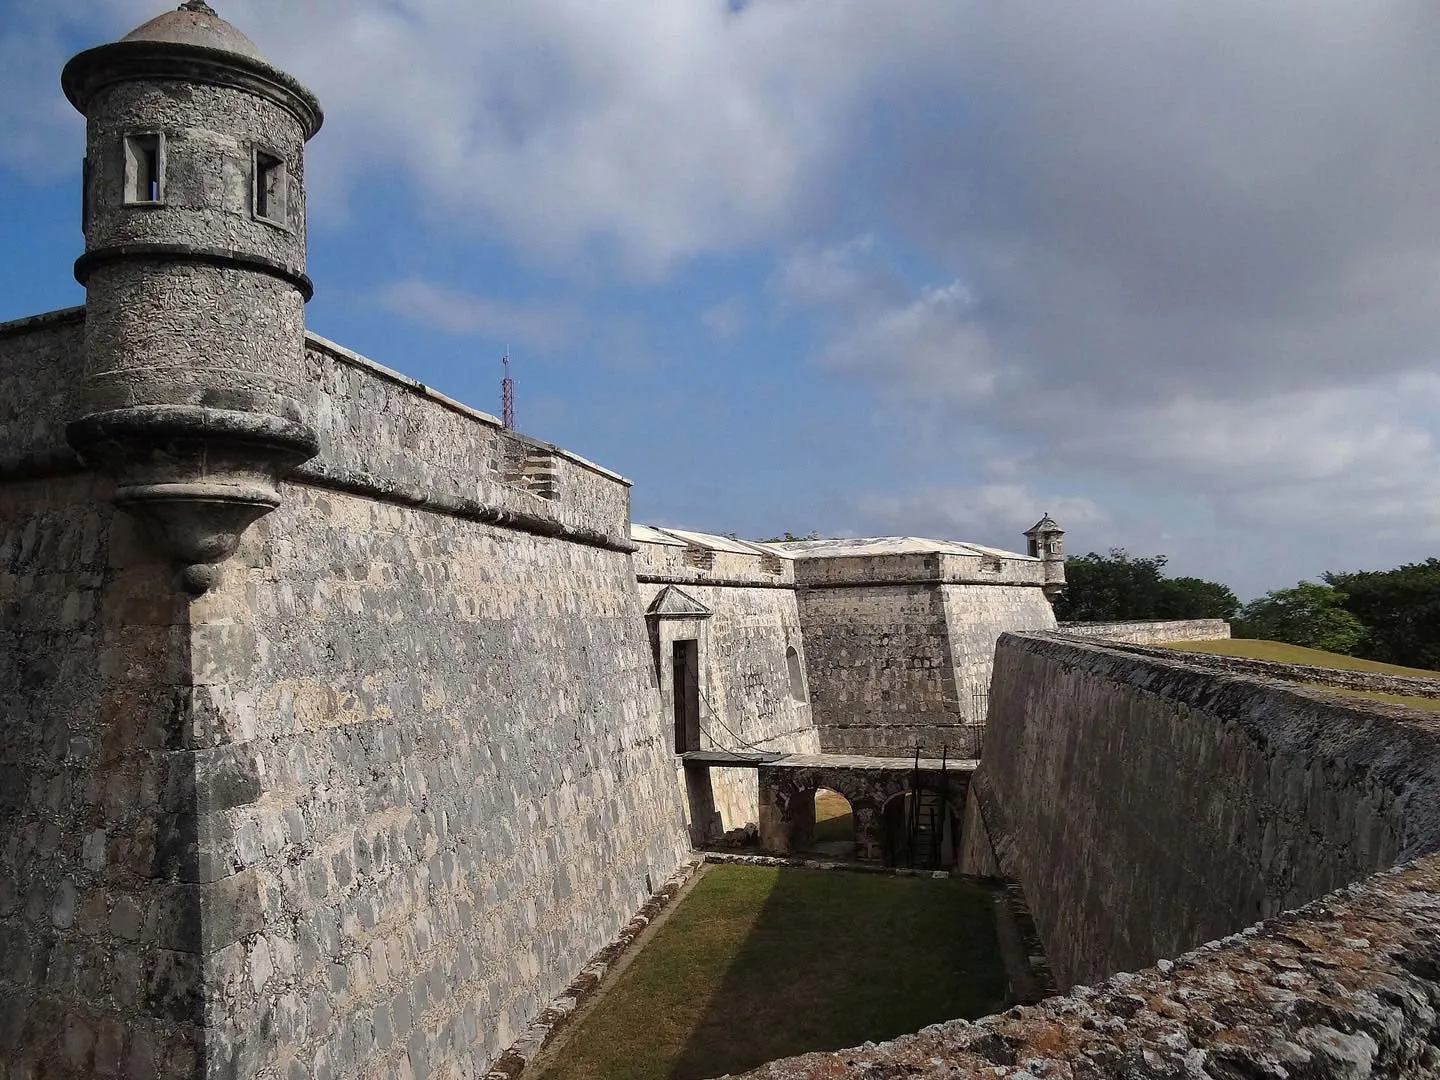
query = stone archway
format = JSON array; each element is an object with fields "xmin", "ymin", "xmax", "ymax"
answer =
[
  {"xmin": 881, "ymin": 788, "xmax": 964, "ymax": 869},
  {"xmin": 755, "ymin": 757, "xmax": 973, "ymax": 862},
  {"xmin": 809, "ymin": 788, "xmax": 856, "ymax": 859}
]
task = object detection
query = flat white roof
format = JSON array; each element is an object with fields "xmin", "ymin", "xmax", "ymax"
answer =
[
  {"xmin": 630, "ymin": 524, "xmax": 796, "ymax": 558},
  {"xmin": 770, "ymin": 536, "xmax": 1038, "ymax": 561}
]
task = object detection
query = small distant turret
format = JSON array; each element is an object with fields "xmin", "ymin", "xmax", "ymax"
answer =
[{"xmin": 1025, "ymin": 514, "xmax": 1066, "ymax": 603}]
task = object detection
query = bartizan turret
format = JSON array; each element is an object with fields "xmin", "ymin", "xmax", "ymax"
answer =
[
  {"xmin": 1024, "ymin": 513, "xmax": 1066, "ymax": 603},
  {"xmin": 61, "ymin": 1, "xmax": 323, "ymax": 594}
]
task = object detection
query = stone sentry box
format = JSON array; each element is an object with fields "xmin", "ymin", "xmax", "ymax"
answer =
[{"xmin": 62, "ymin": 0, "xmax": 324, "ymax": 596}]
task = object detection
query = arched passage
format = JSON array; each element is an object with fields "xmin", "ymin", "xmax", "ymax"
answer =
[
  {"xmin": 881, "ymin": 788, "xmax": 962, "ymax": 870},
  {"xmin": 809, "ymin": 787, "xmax": 855, "ymax": 858}
]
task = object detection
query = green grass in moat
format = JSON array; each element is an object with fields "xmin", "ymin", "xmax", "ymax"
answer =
[{"xmin": 532, "ymin": 865, "xmax": 1006, "ymax": 1080}]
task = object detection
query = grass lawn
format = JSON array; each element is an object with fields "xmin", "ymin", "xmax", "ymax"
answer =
[
  {"xmin": 1158, "ymin": 637, "xmax": 1440, "ymax": 679},
  {"xmin": 532, "ymin": 865, "xmax": 1006, "ymax": 1080},
  {"xmin": 1297, "ymin": 683, "xmax": 1440, "ymax": 713},
  {"xmin": 1158, "ymin": 639, "xmax": 1440, "ymax": 712}
]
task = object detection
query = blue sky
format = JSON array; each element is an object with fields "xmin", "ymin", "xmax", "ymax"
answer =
[{"xmin": 5, "ymin": 0, "xmax": 1440, "ymax": 600}]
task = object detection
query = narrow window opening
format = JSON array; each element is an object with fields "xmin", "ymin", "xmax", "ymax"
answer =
[
  {"xmin": 673, "ymin": 639, "xmax": 701, "ymax": 753},
  {"xmin": 255, "ymin": 149, "xmax": 288, "ymax": 224},
  {"xmin": 81, "ymin": 156, "xmax": 91, "ymax": 233},
  {"xmin": 144, "ymin": 146, "xmax": 160, "ymax": 201},
  {"xmin": 123, "ymin": 134, "xmax": 164, "ymax": 205},
  {"xmin": 786, "ymin": 646, "xmax": 806, "ymax": 701}
]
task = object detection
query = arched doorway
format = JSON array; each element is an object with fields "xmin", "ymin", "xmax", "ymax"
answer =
[
  {"xmin": 808, "ymin": 787, "xmax": 855, "ymax": 859},
  {"xmin": 881, "ymin": 789, "xmax": 960, "ymax": 870}
]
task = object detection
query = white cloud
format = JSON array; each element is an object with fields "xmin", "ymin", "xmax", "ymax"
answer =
[
  {"xmin": 3, "ymin": 0, "xmax": 962, "ymax": 270},
  {"xmin": 372, "ymin": 279, "xmax": 578, "ymax": 351},
  {"xmin": 242, "ymin": 0, "xmax": 933, "ymax": 272},
  {"xmin": 770, "ymin": 236, "xmax": 883, "ymax": 307},
  {"xmin": 820, "ymin": 280, "xmax": 1014, "ymax": 403},
  {"xmin": 701, "ymin": 298, "xmax": 746, "ymax": 339}
]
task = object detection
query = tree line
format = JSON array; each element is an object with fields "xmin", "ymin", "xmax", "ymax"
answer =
[{"xmin": 1055, "ymin": 549, "xmax": 1440, "ymax": 669}]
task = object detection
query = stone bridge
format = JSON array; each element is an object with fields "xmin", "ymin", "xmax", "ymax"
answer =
[{"xmin": 682, "ymin": 751, "xmax": 976, "ymax": 863}]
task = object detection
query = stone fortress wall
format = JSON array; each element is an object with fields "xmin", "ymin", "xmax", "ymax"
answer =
[
  {"xmin": 0, "ymin": 313, "xmax": 693, "ymax": 1078},
  {"xmin": 1056, "ymin": 617, "xmax": 1231, "ymax": 645},
  {"xmin": 778, "ymin": 541, "xmax": 1058, "ymax": 758},
  {"xmin": 0, "ymin": 310, "xmax": 208, "ymax": 1079},
  {"xmin": 631, "ymin": 526, "xmax": 819, "ymax": 835},
  {"xmin": 972, "ymin": 633, "xmax": 1440, "ymax": 990},
  {"xmin": 740, "ymin": 633, "xmax": 1440, "ymax": 1078}
]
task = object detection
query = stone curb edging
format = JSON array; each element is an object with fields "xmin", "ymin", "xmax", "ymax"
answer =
[
  {"xmin": 482, "ymin": 857, "xmax": 705, "ymax": 1080},
  {"xmin": 998, "ymin": 880, "xmax": 1059, "ymax": 1003},
  {"xmin": 702, "ymin": 851, "xmax": 957, "ymax": 877}
]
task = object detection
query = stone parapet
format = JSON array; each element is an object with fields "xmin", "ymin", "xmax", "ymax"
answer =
[
  {"xmin": 302, "ymin": 335, "xmax": 632, "ymax": 551},
  {"xmin": 1056, "ymin": 618, "xmax": 1231, "ymax": 644},
  {"xmin": 793, "ymin": 551, "xmax": 1047, "ymax": 588},
  {"xmin": 1101, "ymin": 637, "xmax": 1440, "ymax": 699},
  {"xmin": 0, "ymin": 314, "xmax": 633, "ymax": 554}
]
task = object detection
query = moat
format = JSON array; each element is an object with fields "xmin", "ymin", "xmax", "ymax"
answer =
[{"xmin": 530, "ymin": 865, "xmax": 1008, "ymax": 1080}]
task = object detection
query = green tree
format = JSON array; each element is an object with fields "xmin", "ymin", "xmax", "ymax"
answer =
[
  {"xmin": 1233, "ymin": 582, "xmax": 1365, "ymax": 654},
  {"xmin": 1154, "ymin": 576, "xmax": 1241, "ymax": 621},
  {"xmin": 1052, "ymin": 549, "xmax": 1169, "ymax": 622},
  {"xmin": 1323, "ymin": 559, "xmax": 1440, "ymax": 669},
  {"xmin": 1054, "ymin": 550, "xmax": 1240, "ymax": 623}
]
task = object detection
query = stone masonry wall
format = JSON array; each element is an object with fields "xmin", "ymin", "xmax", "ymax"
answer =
[
  {"xmin": 940, "ymin": 583, "xmax": 1056, "ymax": 732},
  {"xmin": 797, "ymin": 581, "xmax": 1054, "ymax": 758},
  {"xmin": 0, "ymin": 473, "xmax": 210, "ymax": 1080},
  {"xmin": 1106, "ymin": 638, "xmax": 1440, "ymax": 699},
  {"xmin": 634, "ymin": 540, "xmax": 819, "ymax": 833},
  {"xmin": 0, "ymin": 312, "xmax": 693, "ymax": 1078},
  {"xmin": 0, "ymin": 315, "xmax": 216, "ymax": 1078},
  {"xmin": 796, "ymin": 582, "xmax": 959, "ymax": 758},
  {"xmin": 1057, "ymin": 618, "xmax": 1231, "ymax": 644},
  {"xmin": 973, "ymin": 632, "xmax": 1440, "ymax": 990},
  {"xmin": 196, "ymin": 485, "xmax": 690, "ymax": 1079}
]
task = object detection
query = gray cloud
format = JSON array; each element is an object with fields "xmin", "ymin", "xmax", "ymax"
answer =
[{"xmin": 878, "ymin": 0, "xmax": 1440, "ymax": 403}]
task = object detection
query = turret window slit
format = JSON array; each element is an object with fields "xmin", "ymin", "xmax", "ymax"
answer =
[
  {"xmin": 254, "ymin": 149, "xmax": 288, "ymax": 225},
  {"xmin": 123, "ymin": 133, "xmax": 164, "ymax": 205}
]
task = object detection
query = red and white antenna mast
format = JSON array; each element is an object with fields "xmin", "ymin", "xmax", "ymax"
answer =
[{"xmin": 501, "ymin": 351, "xmax": 515, "ymax": 431}]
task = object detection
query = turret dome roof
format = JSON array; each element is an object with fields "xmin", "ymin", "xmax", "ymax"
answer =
[
  {"xmin": 121, "ymin": 2, "xmax": 267, "ymax": 64},
  {"xmin": 1025, "ymin": 514, "xmax": 1063, "ymax": 535}
]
